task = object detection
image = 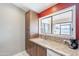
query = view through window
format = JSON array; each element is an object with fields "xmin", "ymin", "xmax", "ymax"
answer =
[{"xmin": 41, "ymin": 10, "xmax": 73, "ymax": 36}]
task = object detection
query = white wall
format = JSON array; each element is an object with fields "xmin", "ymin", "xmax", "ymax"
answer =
[{"xmin": 0, "ymin": 3, "xmax": 25, "ymax": 55}]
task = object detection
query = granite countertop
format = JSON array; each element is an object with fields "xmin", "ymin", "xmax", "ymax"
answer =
[{"xmin": 30, "ymin": 38, "xmax": 79, "ymax": 56}]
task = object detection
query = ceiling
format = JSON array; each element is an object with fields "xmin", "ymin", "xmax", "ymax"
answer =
[{"xmin": 13, "ymin": 3, "xmax": 57, "ymax": 13}]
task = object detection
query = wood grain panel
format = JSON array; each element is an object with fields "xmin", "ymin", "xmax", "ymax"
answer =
[
  {"xmin": 25, "ymin": 11, "xmax": 47, "ymax": 56},
  {"xmin": 37, "ymin": 45, "xmax": 47, "ymax": 56}
]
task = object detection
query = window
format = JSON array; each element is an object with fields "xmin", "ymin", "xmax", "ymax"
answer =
[
  {"xmin": 41, "ymin": 23, "xmax": 45, "ymax": 33},
  {"xmin": 52, "ymin": 10, "xmax": 72, "ymax": 35},
  {"xmin": 45, "ymin": 24, "xmax": 50, "ymax": 33},
  {"xmin": 61, "ymin": 23, "xmax": 72, "ymax": 35},
  {"xmin": 53, "ymin": 23, "xmax": 72, "ymax": 35},
  {"xmin": 53, "ymin": 24, "xmax": 60, "ymax": 34},
  {"xmin": 41, "ymin": 10, "xmax": 73, "ymax": 35},
  {"xmin": 39, "ymin": 5, "xmax": 76, "ymax": 38},
  {"xmin": 41, "ymin": 17, "xmax": 51, "ymax": 34}
]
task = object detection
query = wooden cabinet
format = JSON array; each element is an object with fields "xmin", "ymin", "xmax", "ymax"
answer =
[
  {"xmin": 29, "ymin": 42, "xmax": 47, "ymax": 56},
  {"xmin": 25, "ymin": 10, "xmax": 47, "ymax": 56},
  {"xmin": 26, "ymin": 40, "xmax": 47, "ymax": 56},
  {"xmin": 31, "ymin": 42, "xmax": 37, "ymax": 56},
  {"xmin": 37, "ymin": 44, "xmax": 47, "ymax": 56}
]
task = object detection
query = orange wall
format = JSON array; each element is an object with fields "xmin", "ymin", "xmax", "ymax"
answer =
[
  {"xmin": 38, "ymin": 3, "xmax": 79, "ymax": 40},
  {"xmin": 38, "ymin": 3, "xmax": 73, "ymax": 18}
]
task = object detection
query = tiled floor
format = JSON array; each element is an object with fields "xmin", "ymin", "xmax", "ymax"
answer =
[{"xmin": 14, "ymin": 51, "xmax": 29, "ymax": 56}]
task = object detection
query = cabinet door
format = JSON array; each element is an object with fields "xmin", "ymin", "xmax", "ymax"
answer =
[
  {"xmin": 29, "ymin": 42, "xmax": 47, "ymax": 56},
  {"xmin": 27, "ymin": 41, "xmax": 36, "ymax": 56},
  {"xmin": 31, "ymin": 43, "xmax": 37, "ymax": 56},
  {"xmin": 37, "ymin": 45, "xmax": 47, "ymax": 56},
  {"xmin": 26, "ymin": 40, "xmax": 31, "ymax": 55}
]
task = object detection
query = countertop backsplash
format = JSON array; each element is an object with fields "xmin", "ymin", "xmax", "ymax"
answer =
[
  {"xmin": 39, "ymin": 34, "xmax": 68, "ymax": 44},
  {"xmin": 39, "ymin": 34, "xmax": 79, "ymax": 49}
]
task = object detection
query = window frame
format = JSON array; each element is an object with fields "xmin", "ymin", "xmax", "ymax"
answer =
[
  {"xmin": 52, "ymin": 9, "xmax": 73, "ymax": 32},
  {"xmin": 41, "ymin": 10, "xmax": 73, "ymax": 35},
  {"xmin": 39, "ymin": 5, "xmax": 76, "ymax": 39}
]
